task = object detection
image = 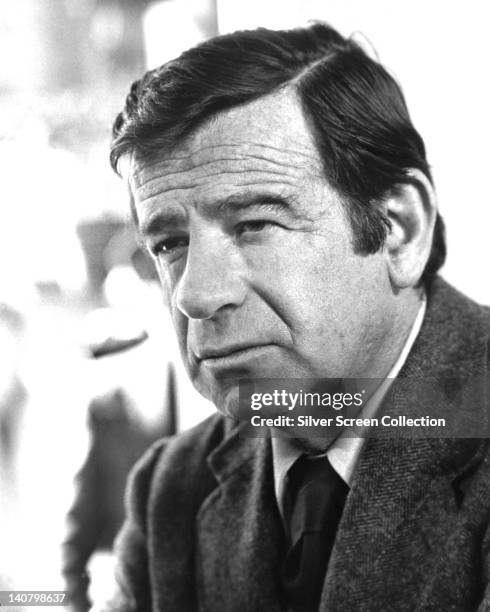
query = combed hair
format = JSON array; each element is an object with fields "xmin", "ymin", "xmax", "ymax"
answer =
[{"xmin": 111, "ymin": 23, "xmax": 445, "ymax": 281}]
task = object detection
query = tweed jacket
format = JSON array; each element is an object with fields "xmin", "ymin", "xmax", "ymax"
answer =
[{"xmin": 109, "ymin": 278, "xmax": 490, "ymax": 612}]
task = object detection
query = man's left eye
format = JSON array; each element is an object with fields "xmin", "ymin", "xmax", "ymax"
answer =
[{"xmin": 236, "ymin": 220, "xmax": 274, "ymax": 235}]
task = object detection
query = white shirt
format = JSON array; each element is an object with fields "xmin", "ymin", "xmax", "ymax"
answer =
[{"xmin": 272, "ymin": 297, "xmax": 427, "ymax": 519}]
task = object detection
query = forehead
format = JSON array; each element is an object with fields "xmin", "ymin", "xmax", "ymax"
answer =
[{"xmin": 128, "ymin": 88, "xmax": 325, "ymax": 214}]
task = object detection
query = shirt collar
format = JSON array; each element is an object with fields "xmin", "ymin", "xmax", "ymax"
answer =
[{"xmin": 272, "ymin": 295, "xmax": 427, "ymax": 515}]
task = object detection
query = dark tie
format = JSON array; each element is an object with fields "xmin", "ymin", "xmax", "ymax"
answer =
[{"xmin": 281, "ymin": 454, "xmax": 349, "ymax": 612}]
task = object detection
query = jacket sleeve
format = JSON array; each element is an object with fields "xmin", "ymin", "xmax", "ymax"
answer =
[{"xmin": 101, "ymin": 439, "xmax": 167, "ymax": 612}]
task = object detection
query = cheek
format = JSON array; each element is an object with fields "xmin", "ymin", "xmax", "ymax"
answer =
[
  {"xmin": 248, "ymin": 233, "xmax": 353, "ymax": 317},
  {"xmin": 255, "ymin": 240, "xmax": 388, "ymax": 342}
]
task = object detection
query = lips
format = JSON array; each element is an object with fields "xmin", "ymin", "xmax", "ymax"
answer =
[{"xmin": 195, "ymin": 343, "xmax": 269, "ymax": 362}]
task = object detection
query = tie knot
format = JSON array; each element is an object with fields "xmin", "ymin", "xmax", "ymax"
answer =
[{"xmin": 288, "ymin": 455, "xmax": 338, "ymax": 492}]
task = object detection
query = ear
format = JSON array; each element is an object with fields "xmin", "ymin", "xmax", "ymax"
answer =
[{"xmin": 383, "ymin": 169, "xmax": 437, "ymax": 289}]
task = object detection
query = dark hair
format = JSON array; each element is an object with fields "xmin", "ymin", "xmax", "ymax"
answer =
[{"xmin": 111, "ymin": 22, "xmax": 445, "ymax": 281}]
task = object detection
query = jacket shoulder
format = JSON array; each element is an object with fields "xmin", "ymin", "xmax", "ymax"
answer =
[{"xmin": 125, "ymin": 411, "xmax": 228, "ymax": 532}]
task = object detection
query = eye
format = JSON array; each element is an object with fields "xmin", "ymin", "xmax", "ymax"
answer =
[
  {"xmin": 153, "ymin": 236, "xmax": 189, "ymax": 257},
  {"xmin": 236, "ymin": 220, "xmax": 275, "ymax": 235}
]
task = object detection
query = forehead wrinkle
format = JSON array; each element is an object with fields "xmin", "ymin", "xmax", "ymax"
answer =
[
  {"xmin": 133, "ymin": 156, "xmax": 313, "ymax": 193},
  {"xmin": 136, "ymin": 184, "xmax": 198, "ymax": 207},
  {"xmin": 183, "ymin": 141, "xmax": 322, "ymax": 173},
  {"xmin": 136, "ymin": 177, "xmax": 304, "ymax": 211},
  {"xmin": 135, "ymin": 166, "xmax": 306, "ymax": 203},
  {"xmin": 135, "ymin": 158, "xmax": 298, "ymax": 189},
  {"xmin": 132, "ymin": 155, "xmax": 316, "ymax": 206},
  {"xmin": 132, "ymin": 139, "xmax": 324, "ymax": 187}
]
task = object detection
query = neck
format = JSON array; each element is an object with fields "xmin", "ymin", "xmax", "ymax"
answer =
[{"xmin": 284, "ymin": 287, "xmax": 426, "ymax": 453}]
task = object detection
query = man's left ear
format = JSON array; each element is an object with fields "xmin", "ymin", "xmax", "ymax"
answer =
[{"xmin": 382, "ymin": 169, "xmax": 437, "ymax": 289}]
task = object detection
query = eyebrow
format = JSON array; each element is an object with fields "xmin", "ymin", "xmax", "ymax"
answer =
[
  {"xmin": 139, "ymin": 191, "xmax": 297, "ymax": 239},
  {"xmin": 139, "ymin": 210, "xmax": 185, "ymax": 239},
  {"xmin": 214, "ymin": 192, "xmax": 294, "ymax": 215}
]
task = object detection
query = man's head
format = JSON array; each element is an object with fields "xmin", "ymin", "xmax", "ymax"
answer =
[{"xmin": 111, "ymin": 23, "xmax": 443, "ymax": 415}]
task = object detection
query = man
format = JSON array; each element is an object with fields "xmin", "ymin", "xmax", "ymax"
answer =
[{"xmin": 106, "ymin": 23, "xmax": 490, "ymax": 611}]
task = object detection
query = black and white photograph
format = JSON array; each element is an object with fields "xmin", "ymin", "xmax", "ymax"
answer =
[{"xmin": 1, "ymin": 2, "xmax": 489, "ymax": 611}]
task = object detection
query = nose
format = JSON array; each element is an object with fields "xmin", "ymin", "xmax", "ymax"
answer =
[{"xmin": 175, "ymin": 233, "xmax": 247, "ymax": 320}]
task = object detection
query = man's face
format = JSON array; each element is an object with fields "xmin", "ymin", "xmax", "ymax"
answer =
[{"xmin": 128, "ymin": 89, "xmax": 401, "ymax": 416}]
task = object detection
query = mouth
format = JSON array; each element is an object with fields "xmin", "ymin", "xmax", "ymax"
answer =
[{"xmin": 195, "ymin": 344, "xmax": 271, "ymax": 363}]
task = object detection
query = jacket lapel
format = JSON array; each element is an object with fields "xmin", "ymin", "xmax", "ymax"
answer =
[
  {"xmin": 196, "ymin": 428, "xmax": 286, "ymax": 612},
  {"xmin": 320, "ymin": 435, "xmax": 486, "ymax": 611}
]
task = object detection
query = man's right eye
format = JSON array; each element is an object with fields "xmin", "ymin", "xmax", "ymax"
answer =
[{"xmin": 153, "ymin": 236, "xmax": 189, "ymax": 257}]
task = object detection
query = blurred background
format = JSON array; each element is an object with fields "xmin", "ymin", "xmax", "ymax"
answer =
[{"xmin": 0, "ymin": 0, "xmax": 489, "ymax": 609}]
